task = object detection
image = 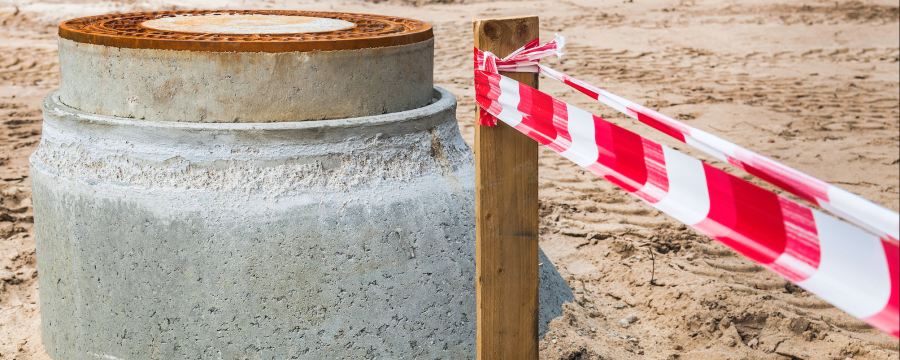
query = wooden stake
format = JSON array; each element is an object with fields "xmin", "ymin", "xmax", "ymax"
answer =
[{"xmin": 474, "ymin": 15, "xmax": 540, "ymax": 360}]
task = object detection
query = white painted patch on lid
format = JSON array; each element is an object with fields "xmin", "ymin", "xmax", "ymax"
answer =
[{"xmin": 142, "ymin": 14, "xmax": 355, "ymax": 34}]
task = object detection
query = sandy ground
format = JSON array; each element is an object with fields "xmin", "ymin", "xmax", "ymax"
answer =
[{"xmin": 0, "ymin": 0, "xmax": 898, "ymax": 358}]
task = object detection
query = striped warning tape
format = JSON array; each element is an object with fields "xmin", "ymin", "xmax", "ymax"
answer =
[
  {"xmin": 474, "ymin": 69, "xmax": 899, "ymax": 337},
  {"xmin": 475, "ymin": 36, "xmax": 900, "ymax": 243}
]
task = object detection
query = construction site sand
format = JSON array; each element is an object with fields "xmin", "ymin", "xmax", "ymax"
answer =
[{"xmin": 0, "ymin": 0, "xmax": 897, "ymax": 359}]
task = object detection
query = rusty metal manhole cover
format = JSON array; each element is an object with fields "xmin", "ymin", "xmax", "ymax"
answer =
[{"xmin": 59, "ymin": 10, "xmax": 433, "ymax": 52}]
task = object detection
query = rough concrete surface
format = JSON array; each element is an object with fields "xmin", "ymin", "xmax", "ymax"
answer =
[
  {"xmin": 58, "ymin": 37, "xmax": 434, "ymax": 123},
  {"xmin": 30, "ymin": 87, "xmax": 572, "ymax": 359}
]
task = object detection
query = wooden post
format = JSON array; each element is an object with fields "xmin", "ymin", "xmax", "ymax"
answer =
[{"xmin": 474, "ymin": 16, "xmax": 540, "ymax": 360}]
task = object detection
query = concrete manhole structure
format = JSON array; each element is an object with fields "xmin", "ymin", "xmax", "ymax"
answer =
[{"xmin": 32, "ymin": 10, "xmax": 574, "ymax": 359}]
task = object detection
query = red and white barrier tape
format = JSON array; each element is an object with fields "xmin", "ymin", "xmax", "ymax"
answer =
[
  {"xmin": 475, "ymin": 37, "xmax": 900, "ymax": 243},
  {"xmin": 474, "ymin": 69, "xmax": 899, "ymax": 337}
]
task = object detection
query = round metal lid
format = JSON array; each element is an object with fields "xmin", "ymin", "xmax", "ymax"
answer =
[{"xmin": 59, "ymin": 10, "xmax": 433, "ymax": 53}]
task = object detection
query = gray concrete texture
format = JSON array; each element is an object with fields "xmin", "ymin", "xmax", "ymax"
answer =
[
  {"xmin": 32, "ymin": 88, "xmax": 574, "ymax": 359},
  {"xmin": 57, "ymin": 37, "xmax": 434, "ymax": 123}
]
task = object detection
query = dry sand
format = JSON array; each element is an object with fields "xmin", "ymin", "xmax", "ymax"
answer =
[{"xmin": 0, "ymin": 0, "xmax": 898, "ymax": 358}]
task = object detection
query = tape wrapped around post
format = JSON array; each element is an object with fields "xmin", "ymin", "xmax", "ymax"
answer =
[
  {"xmin": 474, "ymin": 36, "xmax": 899, "ymax": 245},
  {"xmin": 474, "ymin": 69, "xmax": 899, "ymax": 338}
]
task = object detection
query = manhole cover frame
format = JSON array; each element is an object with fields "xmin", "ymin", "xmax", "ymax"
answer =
[{"xmin": 59, "ymin": 10, "xmax": 434, "ymax": 53}]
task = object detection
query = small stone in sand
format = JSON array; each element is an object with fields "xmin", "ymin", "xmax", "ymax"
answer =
[
  {"xmin": 748, "ymin": 338, "xmax": 758, "ymax": 350},
  {"xmin": 620, "ymin": 314, "xmax": 639, "ymax": 328},
  {"xmin": 614, "ymin": 302, "xmax": 628, "ymax": 309}
]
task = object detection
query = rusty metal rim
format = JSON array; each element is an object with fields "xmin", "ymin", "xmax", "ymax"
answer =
[{"xmin": 59, "ymin": 10, "xmax": 433, "ymax": 53}]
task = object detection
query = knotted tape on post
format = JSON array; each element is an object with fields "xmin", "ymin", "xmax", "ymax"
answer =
[{"xmin": 474, "ymin": 34, "xmax": 565, "ymax": 126}]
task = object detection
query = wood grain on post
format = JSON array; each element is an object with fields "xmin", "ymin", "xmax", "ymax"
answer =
[{"xmin": 473, "ymin": 16, "xmax": 540, "ymax": 360}]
